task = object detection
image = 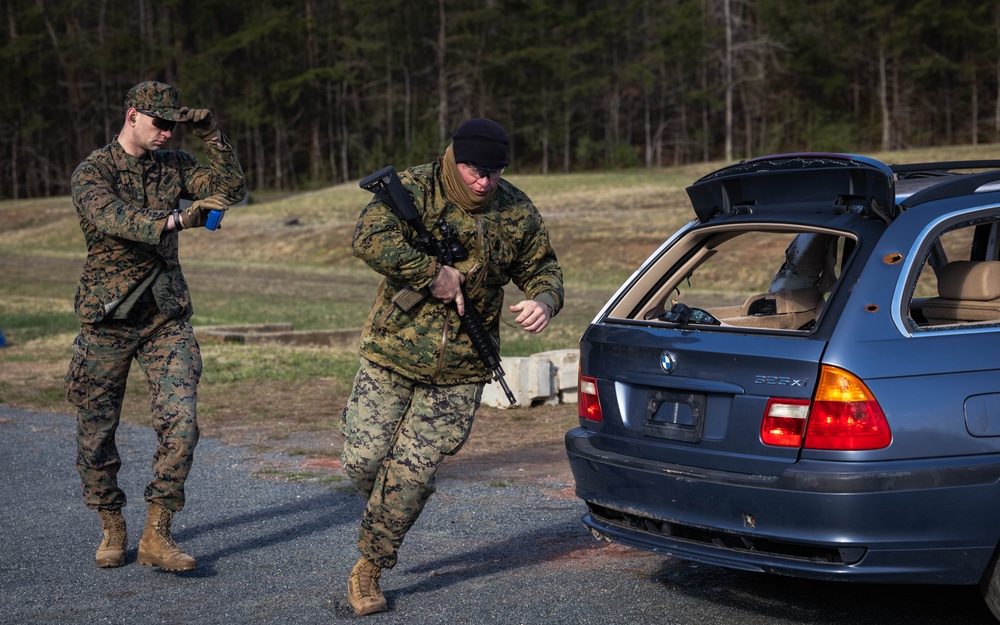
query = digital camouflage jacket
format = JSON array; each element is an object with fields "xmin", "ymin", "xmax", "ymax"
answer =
[
  {"xmin": 353, "ymin": 160, "xmax": 564, "ymax": 385},
  {"xmin": 70, "ymin": 135, "xmax": 245, "ymax": 323}
]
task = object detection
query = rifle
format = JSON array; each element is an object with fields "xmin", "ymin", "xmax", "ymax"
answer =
[{"xmin": 360, "ymin": 165, "xmax": 517, "ymax": 405}]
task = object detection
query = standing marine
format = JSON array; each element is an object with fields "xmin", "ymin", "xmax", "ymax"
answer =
[
  {"xmin": 341, "ymin": 117, "xmax": 564, "ymax": 615},
  {"xmin": 65, "ymin": 80, "xmax": 245, "ymax": 571}
]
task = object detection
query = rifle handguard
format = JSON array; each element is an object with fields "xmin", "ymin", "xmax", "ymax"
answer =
[{"xmin": 458, "ymin": 291, "xmax": 517, "ymax": 405}]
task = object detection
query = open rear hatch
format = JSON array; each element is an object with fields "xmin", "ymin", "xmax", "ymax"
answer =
[
  {"xmin": 584, "ymin": 153, "xmax": 896, "ymax": 477},
  {"xmin": 686, "ymin": 153, "xmax": 897, "ymax": 224}
]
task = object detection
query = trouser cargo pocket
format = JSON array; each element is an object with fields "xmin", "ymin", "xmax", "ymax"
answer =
[{"xmin": 65, "ymin": 333, "xmax": 90, "ymax": 409}]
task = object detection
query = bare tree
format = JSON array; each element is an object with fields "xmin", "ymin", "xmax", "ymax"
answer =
[{"xmin": 437, "ymin": 0, "xmax": 447, "ymax": 148}]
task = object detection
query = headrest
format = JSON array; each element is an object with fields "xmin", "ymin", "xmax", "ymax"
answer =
[{"xmin": 938, "ymin": 261, "xmax": 1000, "ymax": 301}]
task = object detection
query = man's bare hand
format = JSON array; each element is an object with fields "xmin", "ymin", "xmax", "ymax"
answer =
[
  {"xmin": 509, "ymin": 299, "xmax": 552, "ymax": 334},
  {"xmin": 430, "ymin": 265, "xmax": 466, "ymax": 315}
]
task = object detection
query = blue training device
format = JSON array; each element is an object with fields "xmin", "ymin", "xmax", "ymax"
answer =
[{"xmin": 205, "ymin": 209, "xmax": 224, "ymax": 231}]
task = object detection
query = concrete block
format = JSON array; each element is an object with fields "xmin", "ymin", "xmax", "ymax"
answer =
[
  {"xmin": 533, "ymin": 349, "xmax": 579, "ymax": 403},
  {"xmin": 480, "ymin": 356, "xmax": 553, "ymax": 409}
]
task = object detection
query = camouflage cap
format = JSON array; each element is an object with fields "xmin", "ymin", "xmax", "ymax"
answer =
[{"xmin": 125, "ymin": 81, "xmax": 187, "ymax": 122}]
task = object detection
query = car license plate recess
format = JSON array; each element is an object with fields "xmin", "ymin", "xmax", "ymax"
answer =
[{"xmin": 643, "ymin": 390, "xmax": 706, "ymax": 442}]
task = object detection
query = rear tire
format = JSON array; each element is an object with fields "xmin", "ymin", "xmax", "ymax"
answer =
[{"xmin": 979, "ymin": 548, "xmax": 1000, "ymax": 622}]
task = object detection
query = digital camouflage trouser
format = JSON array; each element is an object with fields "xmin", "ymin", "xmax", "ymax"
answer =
[
  {"xmin": 65, "ymin": 300, "xmax": 202, "ymax": 513},
  {"xmin": 340, "ymin": 357, "xmax": 482, "ymax": 569}
]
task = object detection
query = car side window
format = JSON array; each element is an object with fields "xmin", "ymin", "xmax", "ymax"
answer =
[{"xmin": 910, "ymin": 220, "xmax": 1000, "ymax": 329}]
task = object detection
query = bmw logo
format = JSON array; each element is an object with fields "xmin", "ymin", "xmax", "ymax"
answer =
[{"xmin": 660, "ymin": 351, "xmax": 677, "ymax": 374}]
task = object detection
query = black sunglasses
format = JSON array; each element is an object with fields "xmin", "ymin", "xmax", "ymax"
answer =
[
  {"xmin": 138, "ymin": 111, "xmax": 177, "ymax": 132},
  {"xmin": 467, "ymin": 164, "xmax": 505, "ymax": 180}
]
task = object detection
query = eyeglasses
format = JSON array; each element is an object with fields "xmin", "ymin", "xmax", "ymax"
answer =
[
  {"xmin": 466, "ymin": 164, "xmax": 505, "ymax": 180},
  {"xmin": 138, "ymin": 111, "xmax": 177, "ymax": 132}
]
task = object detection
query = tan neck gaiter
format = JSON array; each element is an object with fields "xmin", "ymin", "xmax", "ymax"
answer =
[{"xmin": 440, "ymin": 143, "xmax": 497, "ymax": 212}]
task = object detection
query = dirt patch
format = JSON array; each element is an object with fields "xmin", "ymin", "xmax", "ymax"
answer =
[
  {"xmin": 439, "ymin": 403, "xmax": 579, "ymax": 485},
  {"xmin": 235, "ymin": 388, "xmax": 580, "ymax": 489}
]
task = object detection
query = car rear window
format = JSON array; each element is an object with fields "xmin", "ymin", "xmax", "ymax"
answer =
[{"xmin": 605, "ymin": 225, "xmax": 854, "ymax": 333}]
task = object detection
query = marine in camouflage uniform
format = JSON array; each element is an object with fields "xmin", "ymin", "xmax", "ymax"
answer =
[
  {"xmin": 65, "ymin": 81, "xmax": 245, "ymax": 571},
  {"xmin": 341, "ymin": 118, "xmax": 564, "ymax": 616}
]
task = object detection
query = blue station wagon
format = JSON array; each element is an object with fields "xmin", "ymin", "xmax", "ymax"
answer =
[{"xmin": 565, "ymin": 153, "xmax": 1000, "ymax": 621}]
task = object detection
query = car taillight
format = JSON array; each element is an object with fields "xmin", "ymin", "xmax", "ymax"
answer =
[
  {"xmin": 804, "ymin": 365, "xmax": 891, "ymax": 450},
  {"xmin": 760, "ymin": 366, "xmax": 891, "ymax": 450},
  {"xmin": 760, "ymin": 399, "xmax": 811, "ymax": 446},
  {"xmin": 579, "ymin": 374, "xmax": 602, "ymax": 422}
]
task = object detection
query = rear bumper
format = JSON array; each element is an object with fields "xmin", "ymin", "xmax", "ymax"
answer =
[{"xmin": 566, "ymin": 427, "xmax": 1000, "ymax": 585}]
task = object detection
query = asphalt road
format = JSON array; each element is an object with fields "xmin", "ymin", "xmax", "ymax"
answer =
[{"xmin": 1, "ymin": 405, "xmax": 997, "ymax": 625}]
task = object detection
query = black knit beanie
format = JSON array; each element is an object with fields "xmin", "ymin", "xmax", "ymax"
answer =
[{"xmin": 452, "ymin": 118, "xmax": 509, "ymax": 169}]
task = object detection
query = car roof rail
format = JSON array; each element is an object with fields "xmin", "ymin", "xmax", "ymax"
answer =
[
  {"xmin": 899, "ymin": 168, "xmax": 1000, "ymax": 210},
  {"xmin": 891, "ymin": 160, "xmax": 1000, "ymax": 178}
]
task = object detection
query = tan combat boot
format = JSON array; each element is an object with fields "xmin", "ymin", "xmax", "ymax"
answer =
[
  {"xmin": 137, "ymin": 502, "xmax": 197, "ymax": 571},
  {"xmin": 347, "ymin": 556, "xmax": 388, "ymax": 616},
  {"xmin": 95, "ymin": 508, "xmax": 127, "ymax": 568}
]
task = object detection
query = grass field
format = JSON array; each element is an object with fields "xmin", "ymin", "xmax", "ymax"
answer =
[{"xmin": 3, "ymin": 145, "xmax": 996, "ymax": 472}]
